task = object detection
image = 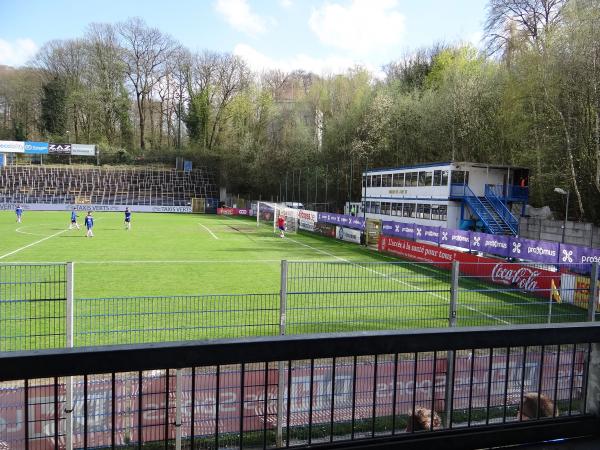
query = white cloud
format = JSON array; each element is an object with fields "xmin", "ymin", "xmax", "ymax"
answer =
[
  {"xmin": 0, "ymin": 38, "xmax": 38, "ymax": 67},
  {"xmin": 215, "ymin": 0, "xmax": 269, "ymax": 35},
  {"xmin": 280, "ymin": 0, "xmax": 293, "ymax": 7},
  {"xmin": 234, "ymin": 43, "xmax": 384, "ymax": 78},
  {"xmin": 309, "ymin": 0, "xmax": 405, "ymax": 54}
]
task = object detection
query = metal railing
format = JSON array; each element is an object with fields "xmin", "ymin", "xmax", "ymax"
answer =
[
  {"xmin": 1, "ymin": 323, "xmax": 599, "ymax": 449},
  {"xmin": 449, "ymin": 184, "xmax": 505, "ymax": 234},
  {"xmin": 0, "ymin": 263, "xmax": 70, "ymax": 352},
  {"xmin": 484, "ymin": 185, "xmax": 519, "ymax": 235}
]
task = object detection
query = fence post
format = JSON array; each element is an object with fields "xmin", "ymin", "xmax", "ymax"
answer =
[
  {"xmin": 65, "ymin": 262, "xmax": 74, "ymax": 450},
  {"xmin": 277, "ymin": 260, "xmax": 288, "ymax": 447},
  {"xmin": 588, "ymin": 263, "xmax": 598, "ymax": 322},
  {"xmin": 444, "ymin": 261, "xmax": 459, "ymax": 429},
  {"xmin": 175, "ymin": 370, "xmax": 182, "ymax": 450}
]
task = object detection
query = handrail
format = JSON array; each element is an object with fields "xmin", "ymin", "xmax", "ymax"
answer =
[
  {"xmin": 485, "ymin": 185, "xmax": 519, "ymax": 235},
  {"xmin": 1, "ymin": 323, "xmax": 599, "ymax": 450},
  {"xmin": 451, "ymin": 183, "xmax": 504, "ymax": 233},
  {"xmin": 3, "ymin": 322, "xmax": 599, "ymax": 381}
]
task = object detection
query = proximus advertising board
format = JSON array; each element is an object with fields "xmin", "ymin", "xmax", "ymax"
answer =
[{"xmin": 335, "ymin": 226, "xmax": 362, "ymax": 244}]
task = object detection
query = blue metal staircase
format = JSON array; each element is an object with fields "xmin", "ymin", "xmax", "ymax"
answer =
[
  {"xmin": 484, "ymin": 185, "xmax": 519, "ymax": 235},
  {"xmin": 450, "ymin": 184, "xmax": 517, "ymax": 235}
]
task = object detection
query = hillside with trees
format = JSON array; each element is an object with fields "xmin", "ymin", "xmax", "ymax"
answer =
[{"xmin": 1, "ymin": 0, "xmax": 599, "ymax": 221}]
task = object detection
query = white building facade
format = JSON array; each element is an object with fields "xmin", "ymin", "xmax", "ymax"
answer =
[{"xmin": 360, "ymin": 162, "xmax": 528, "ymax": 234}]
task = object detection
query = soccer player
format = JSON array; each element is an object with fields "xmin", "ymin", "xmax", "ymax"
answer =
[
  {"xmin": 15, "ymin": 205, "xmax": 23, "ymax": 223},
  {"xmin": 69, "ymin": 209, "xmax": 80, "ymax": 230},
  {"xmin": 124, "ymin": 207, "xmax": 132, "ymax": 230},
  {"xmin": 277, "ymin": 215, "xmax": 286, "ymax": 238},
  {"xmin": 84, "ymin": 211, "xmax": 94, "ymax": 238}
]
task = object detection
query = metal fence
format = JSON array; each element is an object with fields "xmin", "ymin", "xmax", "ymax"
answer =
[
  {"xmin": 0, "ymin": 263, "xmax": 69, "ymax": 352},
  {"xmin": 1, "ymin": 323, "xmax": 599, "ymax": 450},
  {"xmin": 0, "ymin": 261, "xmax": 598, "ymax": 352},
  {"xmin": 74, "ymin": 293, "xmax": 279, "ymax": 346}
]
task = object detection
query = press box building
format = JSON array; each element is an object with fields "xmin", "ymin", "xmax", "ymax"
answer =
[{"xmin": 361, "ymin": 162, "xmax": 529, "ymax": 236}]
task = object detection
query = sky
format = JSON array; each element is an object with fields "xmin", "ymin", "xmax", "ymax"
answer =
[{"xmin": 0, "ymin": 0, "xmax": 487, "ymax": 77}]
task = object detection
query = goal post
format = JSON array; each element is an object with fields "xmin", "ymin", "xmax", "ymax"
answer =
[
  {"xmin": 191, "ymin": 198, "xmax": 205, "ymax": 213},
  {"xmin": 256, "ymin": 201, "xmax": 299, "ymax": 234}
]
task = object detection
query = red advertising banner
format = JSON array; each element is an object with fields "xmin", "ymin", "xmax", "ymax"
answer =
[
  {"xmin": 0, "ymin": 351, "xmax": 583, "ymax": 449},
  {"xmin": 217, "ymin": 208, "xmax": 249, "ymax": 216},
  {"xmin": 378, "ymin": 236, "xmax": 560, "ymax": 296}
]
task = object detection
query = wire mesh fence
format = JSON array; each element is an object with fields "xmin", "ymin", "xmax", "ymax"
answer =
[
  {"xmin": 0, "ymin": 260, "xmax": 598, "ymax": 351},
  {"xmin": 456, "ymin": 262, "xmax": 590, "ymax": 327},
  {"xmin": 285, "ymin": 261, "xmax": 452, "ymax": 333},
  {"xmin": 74, "ymin": 294, "xmax": 280, "ymax": 346},
  {"xmin": 0, "ymin": 263, "xmax": 67, "ymax": 352}
]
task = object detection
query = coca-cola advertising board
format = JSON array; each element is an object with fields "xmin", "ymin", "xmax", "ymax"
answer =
[{"xmin": 379, "ymin": 236, "xmax": 560, "ymax": 296}]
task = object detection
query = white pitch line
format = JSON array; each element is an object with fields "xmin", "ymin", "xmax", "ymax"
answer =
[
  {"xmin": 75, "ymin": 259, "xmax": 286, "ymax": 264},
  {"xmin": 286, "ymin": 237, "xmax": 511, "ymax": 325},
  {"xmin": 199, "ymin": 223, "xmax": 219, "ymax": 240},
  {"xmin": 15, "ymin": 226, "xmax": 49, "ymax": 237},
  {"xmin": 0, "ymin": 229, "xmax": 69, "ymax": 260}
]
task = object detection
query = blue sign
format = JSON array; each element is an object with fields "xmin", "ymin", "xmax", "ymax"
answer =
[
  {"xmin": 184, "ymin": 160, "xmax": 192, "ymax": 172},
  {"xmin": 24, "ymin": 141, "xmax": 49, "ymax": 154},
  {"xmin": 0, "ymin": 153, "xmax": 4, "ymax": 166}
]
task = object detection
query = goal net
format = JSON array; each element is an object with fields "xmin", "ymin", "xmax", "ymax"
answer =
[{"xmin": 256, "ymin": 202, "xmax": 299, "ymax": 234}]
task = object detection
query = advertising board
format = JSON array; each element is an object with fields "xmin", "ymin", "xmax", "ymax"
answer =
[{"xmin": 335, "ymin": 226, "xmax": 362, "ymax": 244}]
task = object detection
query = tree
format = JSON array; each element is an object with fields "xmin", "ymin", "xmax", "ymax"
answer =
[
  {"xmin": 118, "ymin": 17, "xmax": 178, "ymax": 150},
  {"xmin": 40, "ymin": 76, "xmax": 68, "ymax": 135}
]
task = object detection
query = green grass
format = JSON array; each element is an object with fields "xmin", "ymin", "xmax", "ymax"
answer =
[{"xmin": 0, "ymin": 211, "xmax": 587, "ymax": 351}]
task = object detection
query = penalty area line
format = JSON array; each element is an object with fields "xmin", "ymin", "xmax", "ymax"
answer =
[
  {"xmin": 0, "ymin": 229, "xmax": 69, "ymax": 260},
  {"xmin": 199, "ymin": 223, "xmax": 219, "ymax": 239}
]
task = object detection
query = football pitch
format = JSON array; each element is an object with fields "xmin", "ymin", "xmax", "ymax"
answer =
[{"xmin": 0, "ymin": 211, "xmax": 587, "ymax": 350}]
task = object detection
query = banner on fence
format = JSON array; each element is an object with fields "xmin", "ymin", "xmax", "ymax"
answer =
[
  {"xmin": 415, "ymin": 225, "xmax": 440, "ymax": 245},
  {"xmin": 0, "ymin": 140, "xmax": 24, "ymax": 153},
  {"xmin": 336, "ymin": 226, "xmax": 362, "ymax": 244},
  {"xmin": 70, "ymin": 144, "xmax": 96, "ymax": 156},
  {"xmin": 439, "ymin": 228, "xmax": 471, "ymax": 250},
  {"xmin": 379, "ymin": 236, "xmax": 559, "ymax": 296},
  {"xmin": 0, "ymin": 203, "xmax": 192, "ymax": 213},
  {"xmin": 217, "ymin": 207, "xmax": 249, "ymax": 216},
  {"xmin": 509, "ymin": 237, "xmax": 559, "ymax": 264},
  {"xmin": 24, "ymin": 141, "xmax": 48, "ymax": 154},
  {"xmin": 318, "ymin": 212, "xmax": 365, "ymax": 230},
  {"xmin": 314, "ymin": 222, "xmax": 335, "ymax": 238},
  {"xmin": 0, "ymin": 352, "xmax": 582, "ymax": 448},
  {"xmin": 48, "ymin": 143, "xmax": 71, "ymax": 154},
  {"xmin": 298, "ymin": 209, "xmax": 318, "ymax": 232}
]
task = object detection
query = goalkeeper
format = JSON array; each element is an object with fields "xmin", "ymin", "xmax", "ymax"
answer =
[{"xmin": 277, "ymin": 215, "xmax": 286, "ymax": 238}]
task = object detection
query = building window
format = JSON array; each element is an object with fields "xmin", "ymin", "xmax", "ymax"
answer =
[
  {"xmin": 382, "ymin": 174, "xmax": 392, "ymax": 187},
  {"xmin": 393, "ymin": 202, "xmax": 402, "ymax": 216},
  {"xmin": 439, "ymin": 205, "xmax": 447, "ymax": 221},
  {"xmin": 422, "ymin": 204, "xmax": 431, "ymax": 220},
  {"xmin": 393, "ymin": 173, "xmax": 405, "ymax": 187},
  {"xmin": 418, "ymin": 171, "xmax": 432, "ymax": 186},
  {"xmin": 407, "ymin": 172, "xmax": 418, "ymax": 187},
  {"xmin": 417, "ymin": 203, "xmax": 425, "ymax": 219},
  {"xmin": 374, "ymin": 202, "xmax": 381, "ymax": 214},
  {"xmin": 441, "ymin": 170, "xmax": 449, "ymax": 185},
  {"xmin": 432, "ymin": 205, "xmax": 440, "ymax": 220},
  {"xmin": 451, "ymin": 170, "xmax": 469, "ymax": 185},
  {"xmin": 403, "ymin": 203, "xmax": 415, "ymax": 218},
  {"xmin": 381, "ymin": 202, "xmax": 390, "ymax": 215},
  {"xmin": 373, "ymin": 175, "xmax": 382, "ymax": 187}
]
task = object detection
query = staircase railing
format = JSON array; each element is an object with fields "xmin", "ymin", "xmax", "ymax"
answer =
[
  {"xmin": 450, "ymin": 183, "xmax": 504, "ymax": 234},
  {"xmin": 485, "ymin": 185, "xmax": 519, "ymax": 235}
]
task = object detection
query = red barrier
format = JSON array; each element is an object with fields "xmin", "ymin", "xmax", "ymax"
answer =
[
  {"xmin": 378, "ymin": 236, "xmax": 560, "ymax": 295},
  {"xmin": 217, "ymin": 207, "xmax": 249, "ymax": 216}
]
